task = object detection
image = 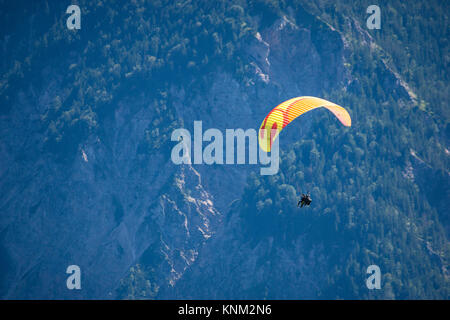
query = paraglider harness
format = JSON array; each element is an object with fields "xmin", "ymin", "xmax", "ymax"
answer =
[{"xmin": 298, "ymin": 192, "xmax": 312, "ymax": 208}]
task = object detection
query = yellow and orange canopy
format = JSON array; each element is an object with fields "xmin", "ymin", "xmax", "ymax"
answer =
[{"xmin": 259, "ymin": 96, "xmax": 351, "ymax": 152}]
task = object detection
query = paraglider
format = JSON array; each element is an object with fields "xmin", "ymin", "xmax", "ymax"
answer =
[
  {"xmin": 258, "ymin": 96, "xmax": 352, "ymax": 152},
  {"xmin": 297, "ymin": 192, "xmax": 312, "ymax": 208},
  {"xmin": 258, "ymin": 96, "xmax": 352, "ymax": 208}
]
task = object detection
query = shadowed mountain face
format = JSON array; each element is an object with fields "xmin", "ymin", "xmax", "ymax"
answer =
[{"xmin": 0, "ymin": 0, "xmax": 448, "ymax": 299}]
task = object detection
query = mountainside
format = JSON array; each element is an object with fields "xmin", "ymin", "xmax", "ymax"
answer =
[{"xmin": 0, "ymin": 0, "xmax": 448, "ymax": 299}]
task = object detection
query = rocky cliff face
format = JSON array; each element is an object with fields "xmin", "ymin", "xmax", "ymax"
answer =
[
  {"xmin": 0, "ymin": 6, "xmax": 426, "ymax": 299},
  {"xmin": 0, "ymin": 89, "xmax": 219, "ymax": 298},
  {"xmin": 159, "ymin": 14, "xmax": 432, "ymax": 299}
]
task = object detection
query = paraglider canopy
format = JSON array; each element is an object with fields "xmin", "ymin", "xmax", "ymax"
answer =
[{"xmin": 259, "ymin": 96, "xmax": 351, "ymax": 152}]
